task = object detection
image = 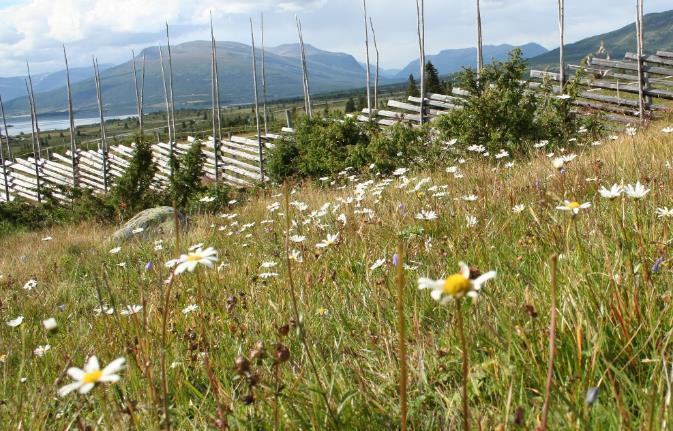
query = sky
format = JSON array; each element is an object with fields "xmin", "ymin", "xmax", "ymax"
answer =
[{"xmin": 0, "ymin": 0, "xmax": 671, "ymax": 77}]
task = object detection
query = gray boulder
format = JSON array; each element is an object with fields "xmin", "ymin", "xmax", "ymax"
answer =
[{"xmin": 110, "ymin": 206, "xmax": 186, "ymax": 242}]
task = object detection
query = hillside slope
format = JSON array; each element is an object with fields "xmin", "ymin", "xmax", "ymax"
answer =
[
  {"xmin": 4, "ymin": 42, "xmax": 383, "ymax": 117},
  {"xmin": 395, "ymin": 42, "xmax": 548, "ymax": 79},
  {"xmin": 529, "ymin": 9, "xmax": 673, "ymax": 68},
  {"xmin": 1, "ymin": 120, "xmax": 673, "ymax": 428}
]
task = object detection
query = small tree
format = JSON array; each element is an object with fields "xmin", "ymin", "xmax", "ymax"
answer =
[
  {"xmin": 112, "ymin": 138, "xmax": 158, "ymax": 217},
  {"xmin": 345, "ymin": 97, "xmax": 356, "ymax": 113},
  {"xmin": 424, "ymin": 61, "xmax": 444, "ymax": 94},
  {"xmin": 169, "ymin": 141, "xmax": 205, "ymax": 209},
  {"xmin": 406, "ymin": 74, "xmax": 420, "ymax": 97}
]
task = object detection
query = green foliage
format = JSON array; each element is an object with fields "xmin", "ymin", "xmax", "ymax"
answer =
[
  {"xmin": 406, "ymin": 74, "xmax": 419, "ymax": 98},
  {"xmin": 267, "ymin": 118, "xmax": 434, "ymax": 181},
  {"xmin": 0, "ymin": 190, "xmax": 115, "ymax": 238},
  {"xmin": 344, "ymin": 97, "xmax": 356, "ymax": 114},
  {"xmin": 367, "ymin": 123, "xmax": 428, "ymax": 174},
  {"xmin": 169, "ymin": 141, "xmax": 206, "ymax": 209},
  {"xmin": 424, "ymin": 61, "xmax": 444, "ymax": 94},
  {"xmin": 435, "ymin": 48, "xmax": 582, "ymax": 155},
  {"xmin": 187, "ymin": 183, "xmax": 231, "ymax": 215},
  {"xmin": 111, "ymin": 138, "xmax": 159, "ymax": 218}
]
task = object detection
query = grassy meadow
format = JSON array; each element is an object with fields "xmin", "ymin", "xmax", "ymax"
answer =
[{"xmin": 2, "ymin": 121, "xmax": 673, "ymax": 429}]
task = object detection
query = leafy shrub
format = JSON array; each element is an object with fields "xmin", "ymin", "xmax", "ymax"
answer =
[
  {"xmin": 367, "ymin": 123, "xmax": 429, "ymax": 174},
  {"xmin": 112, "ymin": 138, "xmax": 159, "ymax": 217},
  {"xmin": 434, "ymin": 48, "xmax": 582, "ymax": 155},
  {"xmin": 267, "ymin": 117, "xmax": 372, "ymax": 181},
  {"xmin": 169, "ymin": 141, "xmax": 206, "ymax": 209}
]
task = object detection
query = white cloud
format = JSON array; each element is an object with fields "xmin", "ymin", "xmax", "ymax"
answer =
[{"xmin": 0, "ymin": 0, "xmax": 671, "ymax": 76}]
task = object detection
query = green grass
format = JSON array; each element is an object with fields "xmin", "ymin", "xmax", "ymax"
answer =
[{"xmin": 1, "ymin": 122, "xmax": 673, "ymax": 429}]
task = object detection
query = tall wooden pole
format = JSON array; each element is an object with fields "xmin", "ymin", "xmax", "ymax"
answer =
[
  {"xmin": 250, "ymin": 18, "xmax": 265, "ymax": 182},
  {"xmin": 0, "ymin": 97, "xmax": 8, "ymax": 202},
  {"xmin": 132, "ymin": 49, "xmax": 145, "ymax": 139},
  {"xmin": 64, "ymin": 46, "xmax": 78, "ymax": 189},
  {"xmin": 261, "ymin": 12, "xmax": 269, "ymax": 136},
  {"xmin": 158, "ymin": 47, "xmax": 174, "ymax": 178},
  {"xmin": 25, "ymin": 65, "xmax": 42, "ymax": 202},
  {"xmin": 166, "ymin": 24, "xmax": 177, "ymax": 152},
  {"xmin": 210, "ymin": 11, "xmax": 220, "ymax": 182},
  {"xmin": 416, "ymin": 0, "xmax": 425, "ymax": 125},
  {"xmin": 370, "ymin": 17, "xmax": 380, "ymax": 109},
  {"xmin": 636, "ymin": 0, "xmax": 645, "ymax": 123},
  {"xmin": 0, "ymin": 96, "xmax": 11, "ymax": 160},
  {"xmin": 26, "ymin": 63, "xmax": 42, "ymax": 159},
  {"xmin": 296, "ymin": 16, "xmax": 312, "ymax": 118},
  {"xmin": 93, "ymin": 57, "xmax": 108, "ymax": 193},
  {"xmin": 476, "ymin": 0, "xmax": 484, "ymax": 79},
  {"xmin": 363, "ymin": 0, "xmax": 372, "ymax": 119},
  {"xmin": 558, "ymin": 0, "xmax": 565, "ymax": 92}
]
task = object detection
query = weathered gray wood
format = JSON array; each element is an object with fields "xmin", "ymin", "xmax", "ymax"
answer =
[
  {"xmin": 210, "ymin": 13, "xmax": 221, "ymax": 182},
  {"xmin": 365, "ymin": 107, "xmax": 421, "ymax": 122},
  {"xmin": 63, "ymin": 46, "xmax": 78, "ymax": 189},
  {"xmin": 158, "ymin": 46, "xmax": 174, "ymax": 178},
  {"xmin": 369, "ymin": 17, "xmax": 380, "ymax": 109},
  {"xmin": 250, "ymin": 18, "xmax": 265, "ymax": 182},
  {"xmin": 590, "ymin": 57, "xmax": 673, "ymax": 77},
  {"xmin": 531, "ymin": 69, "xmax": 673, "ymax": 100},
  {"xmin": 656, "ymin": 51, "xmax": 673, "ymax": 59},
  {"xmin": 477, "ymin": 0, "xmax": 483, "ymax": 77},
  {"xmin": 24, "ymin": 66, "xmax": 42, "ymax": 202},
  {"xmin": 625, "ymin": 52, "xmax": 673, "ymax": 67},
  {"xmin": 558, "ymin": 0, "xmax": 565, "ymax": 89},
  {"xmin": 92, "ymin": 57, "xmax": 109, "ymax": 191},
  {"xmin": 416, "ymin": 0, "xmax": 425, "ymax": 124},
  {"xmin": 407, "ymin": 96, "xmax": 461, "ymax": 110}
]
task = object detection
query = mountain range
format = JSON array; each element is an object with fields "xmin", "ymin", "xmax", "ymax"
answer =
[
  {"xmin": 0, "ymin": 64, "xmax": 112, "ymax": 104},
  {"xmin": 3, "ymin": 8, "xmax": 673, "ymax": 117},
  {"xmin": 528, "ymin": 9, "xmax": 673, "ymax": 69}
]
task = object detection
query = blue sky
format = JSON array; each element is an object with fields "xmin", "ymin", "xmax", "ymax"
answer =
[{"xmin": 0, "ymin": 0, "xmax": 671, "ymax": 76}]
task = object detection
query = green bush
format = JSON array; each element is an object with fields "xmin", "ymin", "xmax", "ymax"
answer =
[
  {"xmin": 434, "ymin": 48, "xmax": 583, "ymax": 155},
  {"xmin": 169, "ymin": 141, "xmax": 206, "ymax": 209},
  {"xmin": 112, "ymin": 138, "xmax": 160, "ymax": 217},
  {"xmin": 267, "ymin": 117, "xmax": 372, "ymax": 181},
  {"xmin": 367, "ymin": 123, "xmax": 429, "ymax": 174}
]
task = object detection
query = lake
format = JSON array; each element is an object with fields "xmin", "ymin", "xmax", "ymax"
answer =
[{"xmin": 4, "ymin": 114, "xmax": 138, "ymax": 136}]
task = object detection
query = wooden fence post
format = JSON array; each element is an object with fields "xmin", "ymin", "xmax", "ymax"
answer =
[
  {"xmin": 285, "ymin": 110, "xmax": 293, "ymax": 129},
  {"xmin": 558, "ymin": 0, "xmax": 565, "ymax": 92},
  {"xmin": 476, "ymin": 0, "xmax": 483, "ymax": 78},
  {"xmin": 0, "ymin": 113, "xmax": 9, "ymax": 202},
  {"xmin": 635, "ymin": 0, "xmax": 646, "ymax": 123},
  {"xmin": 210, "ymin": 13, "xmax": 221, "ymax": 182},
  {"xmin": 64, "ymin": 46, "xmax": 78, "ymax": 190},
  {"xmin": 416, "ymin": 0, "xmax": 425, "ymax": 125},
  {"xmin": 250, "ymin": 18, "xmax": 265, "ymax": 182},
  {"xmin": 363, "ymin": 0, "xmax": 372, "ymax": 119},
  {"xmin": 261, "ymin": 12, "xmax": 269, "ymax": 136},
  {"xmin": 369, "ymin": 17, "xmax": 380, "ymax": 110},
  {"xmin": 93, "ymin": 57, "xmax": 109, "ymax": 193},
  {"xmin": 25, "ymin": 66, "xmax": 42, "ymax": 203}
]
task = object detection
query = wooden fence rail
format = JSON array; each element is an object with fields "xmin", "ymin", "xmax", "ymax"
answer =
[{"xmin": 0, "ymin": 133, "xmax": 278, "ymax": 204}]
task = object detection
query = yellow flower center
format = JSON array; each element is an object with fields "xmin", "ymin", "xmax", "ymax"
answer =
[
  {"xmin": 442, "ymin": 273, "xmax": 472, "ymax": 296},
  {"xmin": 82, "ymin": 370, "xmax": 102, "ymax": 384},
  {"xmin": 186, "ymin": 254, "xmax": 202, "ymax": 262},
  {"xmin": 567, "ymin": 201, "xmax": 581, "ymax": 210}
]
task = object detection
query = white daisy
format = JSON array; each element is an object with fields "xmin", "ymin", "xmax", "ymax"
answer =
[
  {"xmin": 418, "ymin": 262, "xmax": 496, "ymax": 304},
  {"xmin": 6, "ymin": 316, "xmax": 24, "ymax": 327},
  {"xmin": 598, "ymin": 184, "xmax": 623, "ymax": 200},
  {"xmin": 58, "ymin": 356, "xmax": 125, "ymax": 396},
  {"xmin": 624, "ymin": 181, "xmax": 650, "ymax": 199},
  {"xmin": 174, "ymin": 247, "xmax": 219, "ymax": 275}
]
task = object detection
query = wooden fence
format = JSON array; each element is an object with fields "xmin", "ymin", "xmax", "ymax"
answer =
[{"xmin": 0, "ymin": 133, "xmax": 276, "ymax": 203}]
